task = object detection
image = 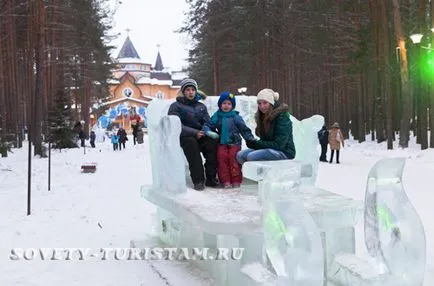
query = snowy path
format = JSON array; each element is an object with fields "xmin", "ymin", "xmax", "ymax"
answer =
[{"xmin": 0, "ymin": 138, "xmax": 214, "ymax": 285}]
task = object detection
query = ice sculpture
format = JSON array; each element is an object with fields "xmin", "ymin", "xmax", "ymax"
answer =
[
  {"xmin": 155, "ymin": 116, "xmax": 187, "ymax": 193},
  {"xmin": 141, "ymin": 96, "xmax": 366, "ymax": 286},
  {"xmin": 290, "ymin": 114, "xmax": 324, "ymax": 185},
  {"xmin": 146, "ymin": 99, "xmax": 187, "ymax": 193},
  {"xmin": 91, "ymin": 125, "xmax": 106, "ymax": 142},
  {"xmin": 328, "ymin": 157, "xmax": 426, "ymax": 285},
  {"xmin": 261, "ymin": 164, "xmax": 324, "ymax": 286},
  {"xmin": 364, "ymin": 157, "xmax": 426, "ymax": 285}
]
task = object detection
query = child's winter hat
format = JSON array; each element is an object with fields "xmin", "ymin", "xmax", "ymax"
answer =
[
  {"xmin": 180, "ymin": 78, "xmax": 198, "ymax": 94},
  {"xmin": 256, "ymin": 88, "xmax": 279, "ymax": 106},
  {"xmin": 218, "ymin": 91, "xmax": 236, "ymax": 110}
]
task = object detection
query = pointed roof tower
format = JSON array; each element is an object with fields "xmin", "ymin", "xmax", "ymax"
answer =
[
  {"xmin": 151, "ymin": 46, "xmax": 171, "ymax": 81},
  {"xmin": 117, "ymin": 35, "xmax": 140, "ymax": 59},
  {"xmin": 154, "ymin": 51, "xmax": 164, "ymax": 71}
]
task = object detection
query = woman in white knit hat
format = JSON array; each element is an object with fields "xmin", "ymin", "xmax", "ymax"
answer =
[{"xmin": 236, "ymin": 88, "xmax": 295, "ymax": 164}]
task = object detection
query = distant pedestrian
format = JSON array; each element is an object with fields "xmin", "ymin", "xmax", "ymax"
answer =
[
  {"xmin": 117, "ymin": 127, "xmax": 128, "ymax": 150},
  {"xmin": 130, "ymin": 114, "xmax": 141, "ymax": 145},
  {"xmin": 318, "ymin": 125, "xmax": 328, "ymax": 162},
  {"xmin": 90, "ymin": 131, "xmax": 96, "ymax": 148},
  {"xmin": 78, "ymin": 130, "xmax": 85, "ymax": 147},
  {"xmin": 111, "ymin": 133, "xmax": 119, "ymax": 151},
  {"xmin": 328, "ymin": 122, "xmax": 344, "ymax": 164}
]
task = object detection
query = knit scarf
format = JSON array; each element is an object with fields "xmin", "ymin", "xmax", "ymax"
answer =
[{"xmin": 211, "ymin": 110, "xmax": 237, "ymax": 144}]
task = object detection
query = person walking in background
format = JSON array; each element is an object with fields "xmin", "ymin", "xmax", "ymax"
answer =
[
  {"xmin": 132, "ymin": 123, "xmax": 139, "ymax": 145},
  {"xmin": 78, "ymin": 129, "xmax": 86, "ymax": 147},
  {"xmin": 117, "ymin": 127, "xmax": 128, "ymax": 150},
  {"xmin": 318, "ymin": 125, "xmax": 329, "ymax": 162},
  {"xmin": 130, "ymin": 114, "xmax": 141, "ymax": 145},
  {"xmin": 74, "ymin": 120, "xmax": 86, "ymax": 147},
  {"xmin": 328, "ymin": 122, "xmax": 344, "ymax": 164},
  {"xmin": 90, "ymin": 131, "xmax": 96, "ymax": 148},
  {"xmin": 111, "ymin": 133, "xmax": 119, "ymax": 151}
]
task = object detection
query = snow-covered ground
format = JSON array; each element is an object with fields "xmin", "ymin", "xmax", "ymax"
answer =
[
  {"xmin": 0, "ymin": 138, "xmax": 215, "ymax": 286},
  {"xmin": 0, "ymin": 135, "xmax": 433, "ymax": 285}
]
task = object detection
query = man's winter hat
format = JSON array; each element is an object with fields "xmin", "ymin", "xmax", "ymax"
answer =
[
  {"xmin": 218, "ymin": 91, "xmax": 236, "ymax": 110},
  {"xmin": 180, "ymin": 78, "xmax": 198, "ymax": 94},
  {"xmin": 256, "ymin": 88, "xmax": 279, "ymax": 106}
]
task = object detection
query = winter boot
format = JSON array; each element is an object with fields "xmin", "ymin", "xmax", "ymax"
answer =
[
  {"xmin": 193, "ymin": 182, "xmax": 205, "ymax": 191},
  {"xmin": 329, "ymin": 150, "xmax": 334, "ymax": 163},
  {"xmin": 205, "ymin": 177, "xmax": 220, "ymax": 188}
]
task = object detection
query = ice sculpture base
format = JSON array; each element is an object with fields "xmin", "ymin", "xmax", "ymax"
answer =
[
  {"xmin": 328, "ymin": 253, "xmax": 389, "ymax": 286},
  {"xmin": 141, "ymin": 184, "xmax": 363, "ymax": 285},
  {"xmin": 240, "ymin": 263, "xmax": 340, "ymax": 286}
]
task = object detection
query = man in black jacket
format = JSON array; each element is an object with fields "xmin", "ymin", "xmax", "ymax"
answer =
[
  {"xmin": 318, "ymin": 125, "xmax": 329, "ymax": 162},
  {"xmin": 168, "ymin": 78, "xmax": 219, "ymax": 191}
]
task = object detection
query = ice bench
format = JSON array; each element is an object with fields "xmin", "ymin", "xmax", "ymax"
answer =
[
  {"xmin": 138, "ymin": 97, "xmax": 364, "ymax": 285},
  {"xmin": 140, "ymin": 176, "xmax": 362, "ymax": 285}
]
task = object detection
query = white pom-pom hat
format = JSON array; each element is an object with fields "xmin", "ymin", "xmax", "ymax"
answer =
[{"xmin": 256, "ymin": 88, "xmax": 279, "ymax": 105}]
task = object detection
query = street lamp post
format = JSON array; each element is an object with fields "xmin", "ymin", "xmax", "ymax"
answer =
[
  {"xmin": 27, "ymin": 124, "xmax": 32, "ymax": 215},
  {"xmin": 48, "ymin": 128, "xmax": 51, "ymax": 191},
  {"xmin": 410, "ymin": 33, "xmax": 430, "ymax": 149}
]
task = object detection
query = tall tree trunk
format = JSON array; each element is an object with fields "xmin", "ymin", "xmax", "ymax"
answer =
[
  {"xmin": 33, "ymin": 0, "xmax": 46, "ymax": 156},
  {"xmin": 379, "ymin": 0, "xmax": 393, "ymax": 149},
  {"xmin": 0, "ymin": 9, "xmax": 5, "ymax": 142},
  {"xmin": 392, "ymin": 0, "xmax": 412, "ymax": 148}
]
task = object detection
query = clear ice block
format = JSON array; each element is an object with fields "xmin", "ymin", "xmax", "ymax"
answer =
[
  {"xmin": 364, "ymin": 157, "xmax": 426, "ymax": 285},
  {"xmin": 147, "ymin": 99, "xmax": 187, "ymax": 193},
  {"xmin": 290, "ymin": 114, "xmax": 324, "ymax": 185},
  {"xmin": 261, "ymin": 167, "xmax": 324, "ymax": 286}
]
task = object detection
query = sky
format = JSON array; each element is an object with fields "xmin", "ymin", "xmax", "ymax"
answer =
[{"xmin": 109, "ymin": 0, "xmax": 190, "ymax": 71}]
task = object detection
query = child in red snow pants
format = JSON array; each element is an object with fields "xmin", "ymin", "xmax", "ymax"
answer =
[
  {"xmin": 202, "ymin": 91, "xmax": 255, "ymax": 188},
  {"xmin": 217, "ymin": 144, "xmax": 242, "ymax": 187}
]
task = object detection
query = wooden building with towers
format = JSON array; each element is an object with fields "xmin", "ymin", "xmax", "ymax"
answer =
[{"xmin": 92, "ymin": 35, "xmax": 187, "ymax": 132}]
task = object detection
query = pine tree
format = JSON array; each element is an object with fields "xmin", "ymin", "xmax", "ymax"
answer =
[{"xmin": 48, "ymin": 87, "xmax": 77, "ymax": 149}]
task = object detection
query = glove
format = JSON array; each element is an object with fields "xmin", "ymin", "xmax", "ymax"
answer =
[
  {"xmin": 246, "ymin": 139, "xmax": 259, "ymax": 150},
  {"xmin": 205, "ymin": 131, "xmax": 219, "ymax": 139}
]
